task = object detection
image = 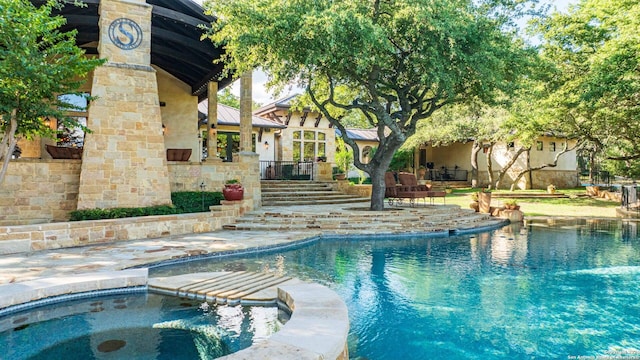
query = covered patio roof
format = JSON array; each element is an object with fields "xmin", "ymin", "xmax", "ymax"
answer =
[{"xmin": 32, "ymin": 0, "xmax": 232, "ymax": 101}]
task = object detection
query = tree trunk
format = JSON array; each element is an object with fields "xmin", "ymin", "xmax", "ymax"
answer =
[
  {"xmin": 470, "ymin": 140, "xmax": 481, "ymax": 188},
  {"xmin": 486, "ymin": 143, "xmax": 494, "ymax": 190},
  {"xmin": 589, "ymin": 151, "xmax": 596, "ymax": 184},
  {"xmin": 0, "ymin": 109, "xmax": 19, "ymax": 186},
  {"xmin": 369, "ymin": 165, "xmax": 388, "ymax": 211},
  {"xmin": 495, "ymin": 146, "xmax": 528, "ymax": 190}
]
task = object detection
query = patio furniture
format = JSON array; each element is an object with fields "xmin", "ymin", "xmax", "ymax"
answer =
[
  {"xmin": 398, "ymin": 172, "xmax": 446, "ymax": 204},
  {"xmin": 385, "ymin": 172, "xmax": 430, "ymax": 207}
]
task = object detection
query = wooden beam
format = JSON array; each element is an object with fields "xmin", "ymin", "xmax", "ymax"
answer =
[
  {"xmin": 314, "ymin": 114, "xmax": 322, "ymax": 128},
  {"xmin": 299, "ymin": 111, "xmax": 309, "ymax": 127}
]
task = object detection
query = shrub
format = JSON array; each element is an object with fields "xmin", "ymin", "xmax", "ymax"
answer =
[
  {"xmin": 69, "ymin": 205, "xmax": 178, "ymax": 221},
  {"xmin": 171, "ymin": 191, "xmax": 224, "ymax": 213},
  {"xmin": 69, "ymin": 191, "xmax": 224, "ymax": 221}
]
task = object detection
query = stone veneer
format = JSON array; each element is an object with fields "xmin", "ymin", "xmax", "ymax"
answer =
[
  {"xmin": 77, "ymin": 0, "xmax": 172, "ymax": 210},
  {"xmin": 0, "ymin": 159, "xmax": 82, "ymax": 226},
  {"xmin": 0, "ymin": 200, "xmax": 250, "ymax": 255},
  {"xmin": 0, "ymin": 153, "xmax": 260, "ymax": 225}
]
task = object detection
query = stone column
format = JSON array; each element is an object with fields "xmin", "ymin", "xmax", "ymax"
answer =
[
  {"xmin": 206, "ymin": 81, "xmax": 220, "ymax": 161},
  {"xmin": 239, "ymin": 71, "xmax": 253, "ymax": 153},
  {"xmin": 77, "ymin": 0, "xmax": 171, "ymax": 209}
]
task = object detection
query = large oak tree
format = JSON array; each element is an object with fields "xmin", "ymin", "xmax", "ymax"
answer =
[{"xmin": 206, "ymin": 0, "xmax": 537, "ymax": 209}]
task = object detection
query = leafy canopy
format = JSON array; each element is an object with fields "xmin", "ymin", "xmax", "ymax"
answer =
[
  {"xmin": 531, "ymin": 0, "xmax": 640, "ymax": 162},
  {"xmin": 206, "ymin": 0, "xmax": 537, "ymax": 209}
]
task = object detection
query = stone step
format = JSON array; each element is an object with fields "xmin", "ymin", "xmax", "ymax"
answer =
[
  {"xmin": 262, "ymin": 194, "xmax": 365, "ymax": 201},
  {"xmin": 262, "ymin": 197, "xmax": 370, "ymax": 206},
  {"xmin": 262, "ymin": 191, "xmax": 348, "ymax": 197}
]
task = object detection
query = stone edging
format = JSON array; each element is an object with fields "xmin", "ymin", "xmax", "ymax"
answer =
[{"xmin": 0, "ymin": 271, "xmax": 350, "ymax": 360}]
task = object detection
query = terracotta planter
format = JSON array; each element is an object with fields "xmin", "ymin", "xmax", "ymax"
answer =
[
  {"xmin": 223, "ymin": 184, "xmax": 244, "ymax": 201},
  {"xmin": 470, "ymin": 202, "xmax": 480, "ymax": 212},
  {"xmin": 335, "ymin": 173, "xmax": 347, "ymax": 180},
  {"xmin": 505, "ymin": 205, "xmax": 520, "ymax": 211}
]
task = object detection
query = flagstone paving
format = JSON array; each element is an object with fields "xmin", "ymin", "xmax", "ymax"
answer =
[{"xmin": 0, "ymin": 203, "xmax": 507, "ymax": 285}]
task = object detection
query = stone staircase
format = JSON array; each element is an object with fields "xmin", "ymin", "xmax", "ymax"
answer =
[
  {"xmin": 260, "ymin": 181, "xmax": 370, "ymax": 206},
  {"xmin": 223, "ymin": 205, "xmax": 501, "ymax": 233}
]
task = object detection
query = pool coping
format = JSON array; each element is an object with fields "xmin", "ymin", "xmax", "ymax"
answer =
[{"xmin": 0, "ymin": 270, "xmax": 349, "ymax": 360}]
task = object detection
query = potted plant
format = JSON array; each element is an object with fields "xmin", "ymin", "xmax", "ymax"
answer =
[
  {"xmin": 547, "ymin": 184, "xmax": 557, "ymax": 194},
  {"xmin": 503, "ymin": 199, "xmax": 520, "ymax": 210},
  {"xmin": 223, "ymin": 179, "xmax": 244, "ymax": 201}
]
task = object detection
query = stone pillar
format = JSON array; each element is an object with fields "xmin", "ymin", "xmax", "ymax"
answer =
[
  {"xmin": 207, "ymin": 81, "xmax": 220, "ymax": 161},
  {"xmin": 77, "ymin": 0, "xmax": 171, "ymax": 209},
  {"xmin": 239, "ymin": 71, "xmax": 253, "ymax": 153}
]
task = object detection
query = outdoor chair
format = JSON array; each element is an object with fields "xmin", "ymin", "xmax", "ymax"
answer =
[
  {"xmin": 397, "ymin": 172, "xmax": 446, "ymax": 204},
  {"xmin": 384, "ymin": 172, "xmax": 430, "ymax": 207}
]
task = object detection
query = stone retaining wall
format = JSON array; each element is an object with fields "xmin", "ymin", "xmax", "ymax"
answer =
[{"xmin": 0, "ymin": 200, "xmax": 251, "ymax": 255}]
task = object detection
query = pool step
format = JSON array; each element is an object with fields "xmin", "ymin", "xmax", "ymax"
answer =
[
  {"xmin": 149, "ymin": 271, "xmax": 303, "ymax": 305},
  {"xmin": 222, "ymin": 206, "xmax": 499, "ymax": 232}
]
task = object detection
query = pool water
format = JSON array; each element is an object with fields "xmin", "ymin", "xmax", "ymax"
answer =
[
  {"xmin": 0, "ymin": 293, "xmax": 286, "ymax": 360},
  {"xmin": 151, "ymin": 219, "xmax": 640, "ymax": 359}
]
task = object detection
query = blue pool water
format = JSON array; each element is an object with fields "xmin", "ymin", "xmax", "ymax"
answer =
[
  {"xmin": 151, "ymin": 219, "xmax": 640, "ymax": 359},
  {"xmin": 0, "ymin": 293, "xmax": 286, "ymax": 360}
]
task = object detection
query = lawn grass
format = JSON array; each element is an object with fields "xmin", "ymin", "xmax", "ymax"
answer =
[{"xmin": 445, "ymin": 187, "xmax": 620, "ymax": 218}]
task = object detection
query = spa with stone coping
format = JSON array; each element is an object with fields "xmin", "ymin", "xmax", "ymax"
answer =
[{"xmin": 0, "ymin": 269, "xmax": 350, "ymax": 360}]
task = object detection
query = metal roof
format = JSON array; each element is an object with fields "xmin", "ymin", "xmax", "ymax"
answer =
[
  {"xmin": 197, "ymin": 103, "xmax": 286, "ymax": 129},
  {"xmin": 33, "ymin": 0, "xmax": 232, "ymax": 101},
  {"xmin": 336, "ymin": 128, "xmax": 380, "ymax": 142},
  {"xmin": 253, "ymin": 94, "xmax": 302, "ymax": 117}
]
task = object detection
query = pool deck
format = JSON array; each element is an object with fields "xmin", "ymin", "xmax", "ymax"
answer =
[{"xmin": 0, "ymin": 203, "xmax": 506, "ymax": 286}]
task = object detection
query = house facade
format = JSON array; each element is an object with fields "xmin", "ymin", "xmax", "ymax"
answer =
[{"xmin": 413, "ymin": 137, "xmax": 580, "ymax": 189}]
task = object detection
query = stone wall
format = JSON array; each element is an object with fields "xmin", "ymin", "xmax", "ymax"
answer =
[
  {"xmin": 1, "ymin": 155, "xmax": 261, "ymax": 225},
  {"xmin": 0, "ymin": 159, "xmax": 81, "ymax": 225},
  {"xmin": 0, "ymin": 201, "xmax": 249, "ymax": 255},
  {"xmin": 477, "ymin": 170, "xmax": 579, "ymax": 190},
  {"xmin": 167, "ymin": 153, "xmax": 261, "ymax": 208}
]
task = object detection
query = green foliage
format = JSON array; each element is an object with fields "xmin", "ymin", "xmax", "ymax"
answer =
[
  {"xmin": 205, "ymin": 0, "xmax": 538, "ymax": 209},
  {"xmin": 171, "ymin": 191, "xmax": 224, "ymax": 213},
  {"xmin": 334, "ymin": 137, "xmax": 353, "ymax": 173},
  {"xmin": 69, "ymin": 205, "xmax": 179, "ymax": 221},
  {"xmin": 69, "ymin": 192, "xmax": 224, "ymax": 221},
  {"xmin": 0, "ymin": 0, "xmax": 105, "ymax": 184},
  {"xmin": 225, "ymin": 179, "xmax": 240, "ymax": 184},
  {"xmin": 388, "ymin": 149, "xmax": 413, "ymax": 172},
  {"xmin": 531, "ymin": 0, "xmax": 640, "ymax": 163}
]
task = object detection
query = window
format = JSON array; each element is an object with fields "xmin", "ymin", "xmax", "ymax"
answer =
[
  {"xmin": 536, "ymin": 141, "xmax": 543, "ymax": 151},
  {"xmin": 549, "ymin": 142, "xmax": 556, "ymax": 152},
  {"xmin": 292, "ymin": 130, "xmax": 326, "ymax": 161}
]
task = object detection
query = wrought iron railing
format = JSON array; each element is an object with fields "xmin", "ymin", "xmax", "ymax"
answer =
[{"xmin": 260, "ymin": 161, "xmax": 314, "ymax": 180}]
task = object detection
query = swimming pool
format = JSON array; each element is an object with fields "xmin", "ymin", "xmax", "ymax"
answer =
[
  {"xmin": 151, "ymin": 219, "xmax": 640, "ymax": 359},
  {"xmin": 0, "ymin": 292, "xmax": 287, "ymax": 360}
]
